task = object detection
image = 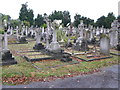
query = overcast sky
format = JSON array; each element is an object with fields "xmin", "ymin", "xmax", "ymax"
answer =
[{"xmin": 0, "ymin": 0, "xmax": 119, "ymax": 22}]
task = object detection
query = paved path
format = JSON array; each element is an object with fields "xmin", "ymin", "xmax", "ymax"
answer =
[{"xmin": 2, "ymin": 65, "xmax": 119, "ymax": 88}]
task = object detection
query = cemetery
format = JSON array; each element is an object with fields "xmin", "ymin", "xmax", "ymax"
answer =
[
  {"xmin": 0, "ymin": 17, "xmax": 119, "ymax": 85},
  {"xmin": 0, "ymin": 4, "xmax": 119, "ymax": 86}
]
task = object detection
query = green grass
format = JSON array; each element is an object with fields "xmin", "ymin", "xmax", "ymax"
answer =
[
  {"xmin": 33, "ymin": 60, "xmax": 79, "ymax": 69},
  {"xmin": 2, "ymin": 38, "xmax": 119, "ymax": 85}
]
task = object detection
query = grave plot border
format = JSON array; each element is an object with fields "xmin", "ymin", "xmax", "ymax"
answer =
[
  {"xmin": 23, "ymin": 56, "xmax": 56, "ymax": 62},
  {"xmin": 110, "ymin": 53, "xmax": 120, "ymax": 56},
  {"xmin": 73, "ymin": 55, "xmax": 113, "ymax": 62},
  {"xmin": 17, "ymin": 50, "xmax": 38, "ymax": 53},
  {"xmin": 31, "ymin": 59, "xmax": 80, "ymax": 70}
]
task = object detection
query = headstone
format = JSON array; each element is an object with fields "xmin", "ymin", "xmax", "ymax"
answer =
[
  {"xmin": 49, "ymin": 28, "xmax": 61, "ymax": 52},
  {"xmin": 19, "ymin": 26, "xmax": 27, "ymax": 44},
  {"xmin": 65, "ymin": 38, "xmax": 72, "ymax": 47},
  {"xmin": 42, "ymin": 27, "xmax": 45, "ymax": 35},
  {"xmin": 78, "ymin": 20, "xmax": 84, "ymax": 38},
  {"xmin": 33, "ymin": 28, "xmax": 44, "ymax": 50},
  {"xmin": 109, "ymin": 31, "xmax": 118, "ymax": 48},
  {"xmin": 0, "ymin": 34, "xmax": 2, "ymax": 60},
  {"xmin": 1, "ymin": 20, "xmax": 17, "ymax": 65},
  {"xmin": 109, "ymin": 20, "xmax": 118, "ymax": 48},
  {"xmin": 0, "ymin": 14, "xmax": 3, "ymax": 29},
  {"xmin": 44, "ymin": 16, "xmax": 51, "ymax": 49},
  {"xmin": 10, "ymin": 27, "xmax": 13, "ymax": 35},
  {"xmin": 16, "ymin": 26, "xmax": 19, "ymax": 40},
  {"xmin": 74, "ymin": 37, "xmax": 84, "ymax": 51},
  {"xmin": 49, "ymin": 20, "xmax": 62, "ymax": 53},
  {"xmin": 25, "ymin": 26, "xmax": 28, "ymax": 36},
  {"xmin": 100, "ymin": 36, "xmax": 110, "ymax": 55}
]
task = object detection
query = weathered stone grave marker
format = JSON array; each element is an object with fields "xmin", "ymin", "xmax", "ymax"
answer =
[{"xmin": 1, "ymin": 20, "xmax": 17, "ymax": 65}]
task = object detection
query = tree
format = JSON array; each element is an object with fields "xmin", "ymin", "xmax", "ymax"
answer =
[
  {"xmin": 35, "ymin": 14, "xmax": 44, "ymax": 27},
  {"xmin": 49, "ymin": 10, "xmax": 71, "ymax": 27},
  {"xmin": 96, "ymin": 15, "xmax": 106, "ymax": 28},
  {"xmin": 62, "ymin": 11, "xmax": 71, "ymax": 27},
  {"xmin": 2, "ymin": 15, "xmax": 11, "ymax": 22},
  {"xmin": 27, "ymin": 9, "xmax": 34, "ymax": 26},
  {"xmin": 19, "ymin": 2, "xmax": 34, "ymax": 26},
  {"xmin": 73, "ymin": 14, "xmax": 94, "ymax": 27},
  {"xmin": 105, "ymin": 12, "xmax": 116, "ymax": 28},
  {"xmin": 49, "ymin": 10, "xmax": 63, "ymax": 22},
  {"xmin": 117, "ymin": 15, "xmax": 120, "ymax": 22},
  {"xmin": 74, "ymin": 14, "xmax": 81, "ymax": 27},
  {"xmin": 10, "ymin": 19, "xmax": 20, "ymax": 29},
  {"xmin": 19, "ymin": 2, "xmax": 28, "ymax": 21},
  {"xmin": 95, "ymin": 12, "xmax": 116, "ymax": 28}
]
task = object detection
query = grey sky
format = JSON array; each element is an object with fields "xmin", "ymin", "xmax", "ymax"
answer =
[{"xmin": 0, "ymin": 0, "xmax": 119, "ymax": 22}]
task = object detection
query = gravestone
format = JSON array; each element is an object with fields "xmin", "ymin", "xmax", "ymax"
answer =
[
  {"xmin": 43, "ymin": 15, "xmax": 52, "ymax": 50},
  {"xmin": 0, "ymin": 14, "xmax": 3, "ymax": 29},
  {"xmin": 49, "ymin": 28, "xmax": 61, "ymax": 53},
  {"xmin": 110, "ymin": 20, "xmax": 118, "ymax": 48},
  {"xmin": 109, "ymin": 31, "xmax": 118, "ymax": 48},
  {"xmin": 0, "ymin": 34, "xmax": 2, "ymax": 60},
  {"xmin": 19, "ymin": 26, "xmax": 27, "ymax": 44},
  {"xmin": 74, "ymin": 37, "xmax": 83, "ymax": 51},
  {"xmin": 25, "ymin": 26, "xmax": 28, "ymax": 36},
  {"xmin": 33, "ymin": 28, "xmax": 44, "ymax": 50},
  {"xmin": 65, "ymin": 38, "xmax": 72, "ymax": 47},
  {"xmin": 61, "ymin": 53, "xmax": 72, "ymax": 62},
  {"xmin": 1, "ymin": 21, "xmax": 17, "ymax": 65},
  {"xmin": 100, "ymin": 36, "xmax": 110, "ymax": 55},
  {"xmin": 49, "ymin": 20, "xmax": 62, "ymax": 53},
  {"xmin": 16, "ymin": 26, "xmax": 19, "ymax": 40},
  {"xmin": 80, "ymin": 39, "xmax": 89, "ymax": 51},
  {"xmin": 78, "ymin": 20, "xmax": 84, "ymax": 38},
  {"xmin": 10, "ymin": 27, "xmax": 13, "ymax": 35}
]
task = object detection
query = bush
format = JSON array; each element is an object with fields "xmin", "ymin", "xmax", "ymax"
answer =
[{"xmin": 0, "ymin": 29, "xmax": 4, "ymax": 34}]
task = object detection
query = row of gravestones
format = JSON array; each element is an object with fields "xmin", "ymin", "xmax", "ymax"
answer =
[{"xmin": 1, "ymin": 18, "xmax": 119, "ymax": 65}]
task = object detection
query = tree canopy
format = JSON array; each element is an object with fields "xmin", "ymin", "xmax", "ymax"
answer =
[{"xmin": 19, "ymin": 2, "xmax": 34, "ymax": 26}]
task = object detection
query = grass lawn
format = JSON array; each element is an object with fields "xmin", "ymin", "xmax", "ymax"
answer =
[
  {"xmin": 32, "ymin": 59, "xmax": 79, "ymax": 69},
  {"xmin": 1, "ymin": 38, "xmax": 119, "ymax": 85}
]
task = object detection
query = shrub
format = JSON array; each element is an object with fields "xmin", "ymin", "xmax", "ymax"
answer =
[{"xmin": 0, "ymin": 29, "xmax": 4, "ymax": 34}]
